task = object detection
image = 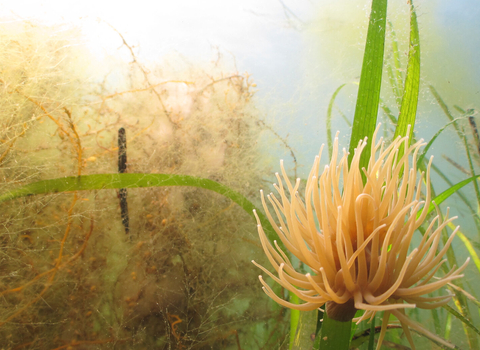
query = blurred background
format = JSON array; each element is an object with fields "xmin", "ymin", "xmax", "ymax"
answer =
[{"xmin": 2, "ymin": 0, "xmax": 479, "ymax": 171}]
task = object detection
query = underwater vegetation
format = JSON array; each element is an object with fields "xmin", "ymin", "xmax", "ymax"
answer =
[
  {"xmin": 1, "ymin": 0, "xmax": 480, "ymax": 349},
  {"xmin": 0, "ymin": 20, "xmax": 286, "ymax": 349}
]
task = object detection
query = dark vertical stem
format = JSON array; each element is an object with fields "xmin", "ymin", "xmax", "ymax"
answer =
[
  {"xmin": 468, "ymin": 115, "xmax": 480, "ymax": 155},
  {"xmin": 118, "ymin": 128, "xmax": 129, "ymax": 234}
]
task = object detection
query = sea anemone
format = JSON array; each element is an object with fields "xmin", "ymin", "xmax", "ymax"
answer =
[{"xmin": 252, "ymin": 125, "xmax": 469, "ymax": 349}]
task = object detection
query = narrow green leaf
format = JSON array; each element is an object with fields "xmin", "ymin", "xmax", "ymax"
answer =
[
  {"xmin": 0, "ymin": 173, "xmax": 279, "ymax": 245},
  {"xmin": 430, "ymin": 163, "xmax": 479, "ymax": 225},
  {"xmin": 393, "ymin": 0, "xmax": 420, "ymax": 146},
  {"xmin": 432, "ymin": 308, "xmax": 442, "ymax": 338},
  {"xmin": 416, "ymin": 116, "xmax": 468, "ymax": 168},
  {"xmin": 1, "ymin": 173, "xmax": 240, "ymax": 203},
  {"xmin": 428, "ymin": 88, "xmax": 480, "ymax": 215},
  {"xmin": 319, "ymin": 312, "xmax": 352, "ymax": 350},
  {"xmin": 445, "ymin": 312, "xmax": 452, "ymax": 340},
  {"xmin": 429, "ymin": 85, "xmax": 455, "ymax": 121},
  {"xmin": 386, "ymin": 21, "xmax": 404, "ymax": 108},
  {"xmin": 289, "ymin": 292, "xmax": 300, "ymax": 350},
  {"xmin": 289, "ymin": 307, "xmax": 317, "ymax": 350},
  {"xmin": 416, "ymin": 175, "xmax": 480, "ymax": 218},
  {"xmin": 443, "ymin": 304, "xmax": 480, "ymax": 338},
  {"xmin": 367, "ymin": 314, "xmax": 376, "ymax": 350},
  {"xmin": 348, "ymin": 0, "xmax": 388, "ymax": 169},
  {"xmin": 326, "ymin": 83, "xmax": 347, "ymax": 159},
  {"xmin": 313, "ymin": 310, "xmax": 322, "ymax": 349},
  {"xmin": 350, "ymin": 327, "xmax": 378, "ymax": 349},
  {"xmin": 386, "ymin": 63, "xmax": 402, "ymax": 109},
  {"xmin": 380, "ymin": 100, "xmax": 398, "ymax": 124},
  {"xmin": 455, "ymin": 229, "xmax": 480, "ymax": 274}
]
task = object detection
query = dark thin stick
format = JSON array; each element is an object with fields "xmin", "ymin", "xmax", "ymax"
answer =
[
  {"xmin": 118, "ymin": 128, "xmax": 129, "ymax": 234},
  {"xmin": 468, "ymin": 115, "xmax": 480, "ymax": 155},
  {"xmin": 442, "ymin": 154, "xmax": 470, "ymax": 175}
]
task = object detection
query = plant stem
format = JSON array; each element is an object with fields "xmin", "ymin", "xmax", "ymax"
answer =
[{"xmin": 318, "ymin": 312, "xmax": 352, "ymax": 350}]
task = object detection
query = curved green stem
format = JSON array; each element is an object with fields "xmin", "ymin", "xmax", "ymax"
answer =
[{"xmin": 0, "ymin": 172, "xmax": 281, "ymax": 248}]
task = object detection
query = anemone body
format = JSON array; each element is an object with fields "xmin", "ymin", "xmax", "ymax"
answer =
[{"xmin": 252, "ymin": 127, "xmax": 469, "ymax": 349}]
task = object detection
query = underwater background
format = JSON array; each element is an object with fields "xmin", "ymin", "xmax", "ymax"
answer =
[{"xmin": 0, "ymin": 0, "xmax": 479, "ymax": 349}]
